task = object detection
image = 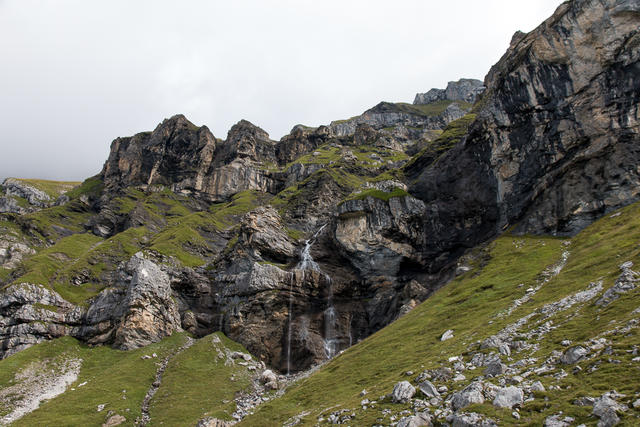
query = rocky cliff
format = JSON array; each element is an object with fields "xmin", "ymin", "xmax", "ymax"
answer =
[
  {"xmin": 0, "ymin": 0, "xmax": 638, "ymax": 385},
  {"xmin": 407, "ymin": 0, "xmax": 640, "ymax": 271},
  {"xmin": 413, "ymin": 78, "xmax": 485, "ymax": 105}
]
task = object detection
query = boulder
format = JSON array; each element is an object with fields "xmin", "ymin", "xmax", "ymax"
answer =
[
  {"xmin": 392, "ymin": 381, "xmax": 416, "ymax": 403},
  {"xmin": 593, "ymin": 394, "xmax": 627, "ymax": 427},
  {"xmin": 560, "ymin": 346, "xmax": 589, "ymax": 365},
  {"xmin": 484, "ymin": 360, "xmax": 506, "ymax": 377},
  {"xmin": 260, "ymin": 370, "xmax": 278, "ymax": 390},
  {"xmin": 451, "ymin": 382, "xmax": 484, "ymax": 411},
  {"xmin": 448, "ymin": 412, "xmax": 497, "ymax": 427},
  {"xmin": 440, "ymin": 330, "xmax": 454, "ymax": 341},
  {"xmin": 397, "ymin": 412, "xmax": 432, "ymax": 427},
  {"xmin": 492, "ymin": 386, "xmax": 524, "ymax": 409},
  {"xmin": 417, "ymin": 380, "xmax": 439, "ymax": 398}
]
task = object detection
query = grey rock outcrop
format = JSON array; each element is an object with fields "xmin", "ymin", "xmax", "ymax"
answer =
[
  {"xmin": 100, "ymin": 115, "xmax": 283, "ymax": 203},
  {"xmin": 111, "ymin": 253, "xmax": 182, "ymax": 349},
  {"xmin": 397, "ymin": 412, "xmax": 431, "ymax": 427},
  {"xmin": 391, "ymin": 381, "xmax": 416, "ymax": 403},
  {"xmin": 1, "ymin": 178, "xmax": 50, "ymax": 207},
  {"xmin": 0, "ymin": 178, "xmax": 60, "ymax": 214},
  {"xmin": 79, "ymin": 253, "xmax": 182, "ymax": 349},
  {"xmin": 596, "ymin": 261, "xmax": 638, "ymax": 306},
  {"xmin": 451, "ymin": 382, "xmax": 484, "ymax": 410},
  {"xmin": 329, "ymin": 100, "xmax": 469, "ymax": 137},
  {"xmin": 413, "ymin": 78, "xmax": 485, "ymax": 105},
  {"xmin": 560, "ymin": 346, "xmax": 589, "ymax": 364},
  {"xmin": 0, "ymin": 283, "xmax": 84, "ymax": 357},
  {"xmin": 593, "ymin": 394, "xmax": 627, "ymax": 427},
  {"xmin": 0, "ymin": 238, "xmax": 35, "ymax": 270},
  {"xmin": 336, "ymin": 193, "xmax": 425, "ymax": 280},
  {"xmin": 407, "ymin": 0, "xmax": 640, "ymax": 275},
  {"xmin": 492, "ymin": 386, "xmax": 523, "ymax": 409}
]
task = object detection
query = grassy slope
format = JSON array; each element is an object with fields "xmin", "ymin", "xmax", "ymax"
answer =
[
  {"xmin": 241, "ymin": 200, "xmax": 640, "ymax": 426},
  {"xmin": 4, "ymin": 334, "xmax": 187, "ymax": 426},
  {"xmin": 150, "ymin": 333, "xmax": 255, "ymax": 425},
  {"xmin": 12, "ymin": 179, "xmax": 81, "ymax": 199},
  {"xmin": 2, "ymin": 185, "xmax": 262, "ymax": 304},
  {"xmin": 0, "ymin": 332, "xmax": 256, "ymax": 426}
]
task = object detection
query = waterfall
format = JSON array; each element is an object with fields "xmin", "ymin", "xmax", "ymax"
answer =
[
  {"xmin": 296, "ymin": 224, "xmax": 326, "ymax": 271},
  {"xmin": 286, "ymin": 280, "xmax": 293, "ymax": 375},
  {"xmin": 323, "ymin": 289, "xmax": 338, "ymax": 359},
  {"xmin": 287, "ymin": 223, "xmax": 341, "ymax": 372}
]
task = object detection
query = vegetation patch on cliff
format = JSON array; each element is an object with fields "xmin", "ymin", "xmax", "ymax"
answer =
[{"xmin": 404, "ymin": 113, "xmax": 476, "ymax": 173}]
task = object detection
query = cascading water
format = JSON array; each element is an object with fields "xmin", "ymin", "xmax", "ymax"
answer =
[
  {"xmin": 287, "ymin": 224, "xmax": 340, "ymax": 372},
  {"xmin": 323, "ymin": 290, "xmax": 338, "ymax": 359},
  {"xmin": 286, "ymin": 280, "xmax": 294, "ymax": 375},
  {"xmin": 297, "ymin": 224, "xmax": 326, "ymax": 271}
]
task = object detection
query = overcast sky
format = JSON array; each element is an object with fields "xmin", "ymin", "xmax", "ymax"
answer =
[{"xmin": 0, "ymin": 0, "xmax": 563, "ymax": 181}]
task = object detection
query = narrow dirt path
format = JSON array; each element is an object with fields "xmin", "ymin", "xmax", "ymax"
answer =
[{"xmin": 138, "ymin": 337, "xmax": 194, "ymax": 426}]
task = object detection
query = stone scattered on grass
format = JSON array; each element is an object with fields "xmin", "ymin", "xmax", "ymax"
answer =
[
  {"xmin": 492, "ymin": 386, "xmax": 524, "ymax": 409},
  {"xmin": 441, "ymin": 330, "xmax": 454, "ymax": 341},
  {"xmin": 392, "ymin": 381, "xmax": 416, "ymax": 403},
  {"xmin": 451, "ymin": 382, "xmax": 484, "ymax": 410}
]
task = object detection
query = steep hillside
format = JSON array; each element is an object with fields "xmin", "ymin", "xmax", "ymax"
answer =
[
  {"xmin": 242, "ymin": 199, "xmax": 640, "ymax": 426},
  {"xmin": 0, "ymin": 332, "xmax": 263, "ymax": 426},
  {"xmin": 0, "ymin": 0, "xmax": 638, "ymax": 425},
  {"xmin": 1, "ymin": 191, "xmax": 639, "ymax": 426}
]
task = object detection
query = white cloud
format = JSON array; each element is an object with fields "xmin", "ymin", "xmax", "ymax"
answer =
[{"xmin": 0, "ymin": 0, "xmax": 562, "ymax": 180}]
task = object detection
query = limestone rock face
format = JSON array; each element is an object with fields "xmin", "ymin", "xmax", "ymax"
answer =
[
  {"xmin": 0, "ymin": 284, "xmax": 84, "ymax": 357},
  {"xmin": 0, "ymin": 178, "xmax": 59, "ymax": 214},
  {"xmin": 335, "ymin": 193, "xmax": 425, "ymax": 279},
  {"xmin": 216, "ymin": 119, "xmax": 276, "ymax": 165},
  {"xmin": 0, "ymin": 237, "xmax": 35, "ymax": 270},
  {"xmin": 101, "ymin": 114, "xmax": 218, "ymax": 194},
  {"xmin": 413, "ymin": 78, "xmax": 485, "ymax": 105},
  {"xmin": 276, "ymin": 125, "xmax": 330, "ymax": 164},
  {"xmin": 329, "ymin": 101, "xmax": 470, "ymax": 137},
  {"xmin": 1, "ymin": 0, "xmax": 639, "ymax": 383},
  {"xmin": 111, "ymin": 253, "xmax": 182, "ymax": 349},
  {"xmin": 237, "ymin": 207, "xmax": 297, "ymax": 263},
  {"xmin": 1, "ymin": 179, "xmax": 50, "ymax": 207},
  {"xmin": 101, "ymin": 116, "xmax": 283, "ymax": 202},
  {"xmin": 409, "ymin": 0, "xmax": 640, "ymax": 273}
]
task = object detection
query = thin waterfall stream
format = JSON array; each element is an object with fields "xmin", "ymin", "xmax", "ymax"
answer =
[{"xmin": 287, "ymin": 224, "xmax": 339, "ymax": 373}]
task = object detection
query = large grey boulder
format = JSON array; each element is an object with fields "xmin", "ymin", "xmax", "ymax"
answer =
[
  {"xmin": 397, "ymin": 412, "xmax": 432, "ymax": 427},
  {"xmin": 451, "ymin": 382, "xmax": 485, "ymax": 410},
  {"xmin": 492, "ymin": 386, "xmax": 524, "ymax": 409},
  {"xmin": 392, "ymin": 381, "xmax": 416, "ymax": 403},
  {"xmin": 418, "ymin": 380, "xmax": 440, "ymax": 398},
  {"xmin": 109, "ymin": 253, "xmax": 182, "ymax": 350},
  {"xmin": 560, "ymin": 346, "xmax": 589, "ymax": 364},
  {"xmin": 484, "ymin": 360, "xmax": 506, "ymax": 377},
  {"xmin": 593, "ymin": 394, "xmax": 627, "ymax": 427}
]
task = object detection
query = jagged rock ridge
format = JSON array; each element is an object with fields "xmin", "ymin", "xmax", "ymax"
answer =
[{"xmin": 413, "ymin": 78, "xmax": 485, "ymax": 105}]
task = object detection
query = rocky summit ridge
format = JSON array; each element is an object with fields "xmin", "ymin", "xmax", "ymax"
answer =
[{"xmin": 0, "ymin": 0, "xmax": 639, "ymax": 425}]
